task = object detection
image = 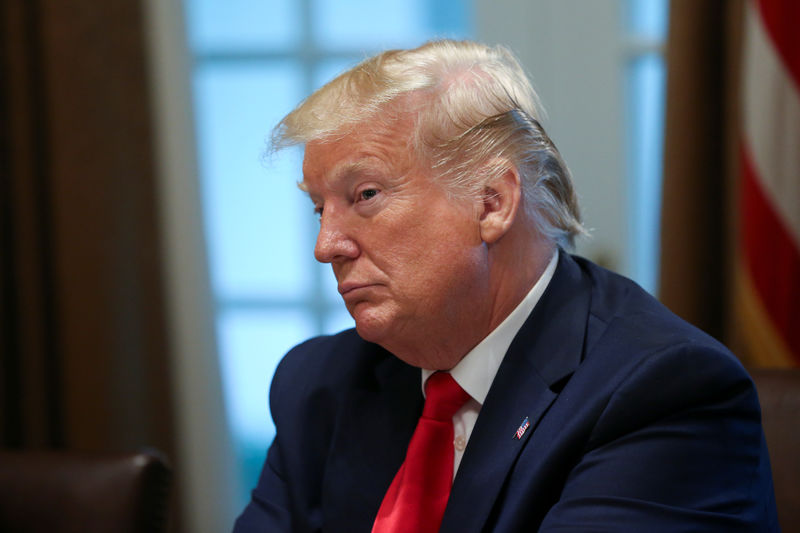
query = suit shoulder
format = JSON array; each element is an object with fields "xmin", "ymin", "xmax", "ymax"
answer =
[
  {"xmin": 272, "ymin": 328, "xmax": 366, "ymax": 388},
  {"xmin": 569, "ymin": 256, "xmax": 752, "ymax": 412},
  {"xmin": 269, "ymin": 328, "xmax": 390, "ymax": 422},
  {"xmin": 275, "ymin": 328, "xmax": 361, "ymax": 373},
  {"xmin": 565, "ymin": 257, "xmax": 754, "ymax": 427},
  {"xmin": 573, "ymin": 255, "xmax": 732, "ymax": 357}
]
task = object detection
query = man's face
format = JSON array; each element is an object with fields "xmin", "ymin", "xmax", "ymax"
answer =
[{"xmin": 301, "ymin": 123, "xmax": 490, "ymax": 364}]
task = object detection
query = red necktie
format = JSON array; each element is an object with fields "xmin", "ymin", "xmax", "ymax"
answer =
[{"xmin": 372, "ymin": 372, "xmax": 471, "ymax": 533}]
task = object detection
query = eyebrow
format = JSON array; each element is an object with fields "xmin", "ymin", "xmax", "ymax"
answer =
[{"xmin": 299, "ymin": 156, "xmax": 386, "ymax": 194}]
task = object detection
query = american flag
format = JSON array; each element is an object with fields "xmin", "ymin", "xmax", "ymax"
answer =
[
  {"xmin": 514, "ymin": 417, "xmax": 530, "ymax": 440},
  {"xmin": 738, "ymin": 0, "xmax": 800, "ymax": 367}
]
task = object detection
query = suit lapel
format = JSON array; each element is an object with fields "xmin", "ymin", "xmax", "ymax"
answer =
[{"xmin": 441, "ymin": 253, "xmax": 592, "ymax": 533}]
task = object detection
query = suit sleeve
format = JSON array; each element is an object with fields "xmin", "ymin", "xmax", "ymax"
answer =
[
  {"xmin": 232, "ymin": 351, "xmax": 296, "ymax": 533},
  {"xmin": 232, "ymin": 336, "xmax": 337, "ymax": 533},
  {"xmin": 232, "ymin": 437, "xmax": 293, "ymax": 532},
  {"xmin": 538, "ymin": 344, "xmax": 778, "ymax": 532}
]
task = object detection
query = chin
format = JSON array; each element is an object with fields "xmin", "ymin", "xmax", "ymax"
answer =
[
  {"xmin": 352, "ymin": 309, "xmax": 395, "ymax": 346},
  {"xmin": 353, "ymin": 320, "xmax": 386, "ymax": 345}
]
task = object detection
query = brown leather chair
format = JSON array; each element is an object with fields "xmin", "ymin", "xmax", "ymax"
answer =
[
  {"xmin": 751, "ymin": 368, "xmax": 800, "ymax": 532},
  {"xmin": 0, "ymin": 449, "xmax": 171, "ymax": 533}
]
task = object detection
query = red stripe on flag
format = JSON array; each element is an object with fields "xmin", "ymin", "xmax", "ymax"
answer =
[
  {"xmin": 756, "ymin": 0, "xmax": 800, "ymax": 91},
  {"xmin": 740, "ymin": 145, "xmax": 800, "ymax": 362}
]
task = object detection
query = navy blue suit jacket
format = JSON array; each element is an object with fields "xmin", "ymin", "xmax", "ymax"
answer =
[{"xmin": 234, "ymin": 254, "xmax": 778, "ymax": 532}]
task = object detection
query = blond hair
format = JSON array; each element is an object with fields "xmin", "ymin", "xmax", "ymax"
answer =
[{"xmin": 273, "ymin": 39, "xmax": 586, "ymax": 248}]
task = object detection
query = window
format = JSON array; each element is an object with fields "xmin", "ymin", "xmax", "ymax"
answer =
[
  {"xmin": 179, "ymin": 0, "xmax": 668, "ymax": 514},
  {"xmin": 625, "ymin": 0, "xmax": 669, "ymax": 294},
  {"xmin": 183, "ymin": 0, "xmax": 474, "ymax": 507}
]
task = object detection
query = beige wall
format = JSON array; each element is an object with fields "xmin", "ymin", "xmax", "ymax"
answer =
[{"xmin": 477, "ymin": 0, "xmax": 629, "ymax": 274}]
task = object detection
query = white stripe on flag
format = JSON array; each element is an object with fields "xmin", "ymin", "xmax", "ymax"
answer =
[{"xmin": 742, "ymin": 0, "xmax": 800, "ymax": 248}]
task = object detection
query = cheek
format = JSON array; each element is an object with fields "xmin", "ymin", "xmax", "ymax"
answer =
[
  {"xmin": 371, "ymin": 197, "xmax": 481, "ymax": 282},
  {"xmin": 407, "ymin": 233, "xmax": 485, "ymax": 294}
]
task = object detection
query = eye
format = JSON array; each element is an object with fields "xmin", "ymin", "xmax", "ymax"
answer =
[{"xmin": 358, "ymin": 188, "xmax": 379, "ymax": 202}]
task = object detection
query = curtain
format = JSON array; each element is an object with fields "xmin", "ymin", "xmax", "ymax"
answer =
[{"xmin": 0, "ymin": 0, "xmax": 176, "ymax": 453}]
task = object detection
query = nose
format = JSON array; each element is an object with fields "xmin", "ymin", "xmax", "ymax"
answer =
[{"xmin": 314, "ymin": 209, "xmax": 359, "ymax": 263}]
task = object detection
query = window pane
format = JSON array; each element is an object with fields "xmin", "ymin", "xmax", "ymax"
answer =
[
  {"xmin": 430, "ymin": 0, "xmax": 475, "ymax": 37},
  {"xmin": 626, "ymin": 53, "xmax": 666, "ymax": 294},
  {"xmin": 312, "ymin": 0, "xmax": 430, "ymax": 50},
  {"xmin": 628, "ymin": 0, "xmax": 669, "ymax": 39},
  {"xmin": 316, "ymin": 261, "xmax": 341, "ymax": 303},
  {"xmin": 194, "ymin": 63, "xmax": 312, "ymax": 299},
  {"xmin": 186, "ymin": 0, "xmax": 301, "ymax": 52},
  {"xmin": 324, "ymin": 306, "xmax": 355, "ymax": 335},
  {"xmin": 217, "ymin": 309, "xmax": 315, "ymax": 504},
  {"xmin": 313, "ymin": 58, "xmax": 362, "ymax": 91}
]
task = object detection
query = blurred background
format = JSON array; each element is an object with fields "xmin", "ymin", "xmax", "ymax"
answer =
[{"xmin": 2, "ymin": 0, "xmax": 797, "ymax": 531}]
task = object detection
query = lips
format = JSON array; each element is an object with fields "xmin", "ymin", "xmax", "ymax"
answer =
[
  {"xmin": 338, "ymin": 282, "xmax": 372, "ymax": 296},
  {"xmin": 338, "ymin": 280, "xmax": 387, "ymax": 299}
]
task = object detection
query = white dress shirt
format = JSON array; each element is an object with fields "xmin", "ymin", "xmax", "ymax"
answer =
[{"xmin": 421, "ymin": 250, "xmax": 559, "ymax": 476}]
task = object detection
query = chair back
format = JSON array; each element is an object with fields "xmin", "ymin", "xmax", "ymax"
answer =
[
  {"xmin": 0, "ymin": 449, "xmax": 171, "ymax": 533},
  {"xmin": 751, "ymin": 368, "xmax": 800, "ymax": 532}
]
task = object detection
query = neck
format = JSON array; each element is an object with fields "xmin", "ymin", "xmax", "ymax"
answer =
[{"xmin": 485, "ymin": 226, "xmax": 554, "ymax": 332}]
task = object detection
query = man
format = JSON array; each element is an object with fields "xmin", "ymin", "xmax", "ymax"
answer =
[{"xmin": 234, "ymin": 40, "xmax": 777, "ymax": 532}]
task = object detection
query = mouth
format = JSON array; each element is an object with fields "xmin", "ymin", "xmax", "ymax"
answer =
[{"xmin": 338, "ymin": 282, "xmax": 376, "ymax": 296}]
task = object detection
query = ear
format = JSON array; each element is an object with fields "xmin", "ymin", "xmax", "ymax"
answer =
[{"xmin": 479, "ymin": 164, "xmax": 522, "ymax": 244}]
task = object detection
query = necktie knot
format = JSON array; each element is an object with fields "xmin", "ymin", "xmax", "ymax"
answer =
[{"xmin": 423, "ymin": 372, "xmax": 470, "ymax": 421}]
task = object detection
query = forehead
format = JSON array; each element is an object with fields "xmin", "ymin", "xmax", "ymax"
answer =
[{"xmin": 301, "ymin": 119, "xmax": 418, "ymax": 191}]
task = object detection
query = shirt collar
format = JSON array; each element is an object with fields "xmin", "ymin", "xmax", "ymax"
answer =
[{"xmin": 422, "ymin": 250, "xmax": 560, "ymax": 403}]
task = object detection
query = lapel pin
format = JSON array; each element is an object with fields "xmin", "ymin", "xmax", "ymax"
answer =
[{"xmin": 514, "ymin": 416, "xmax": 530, "ymax": 440}]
